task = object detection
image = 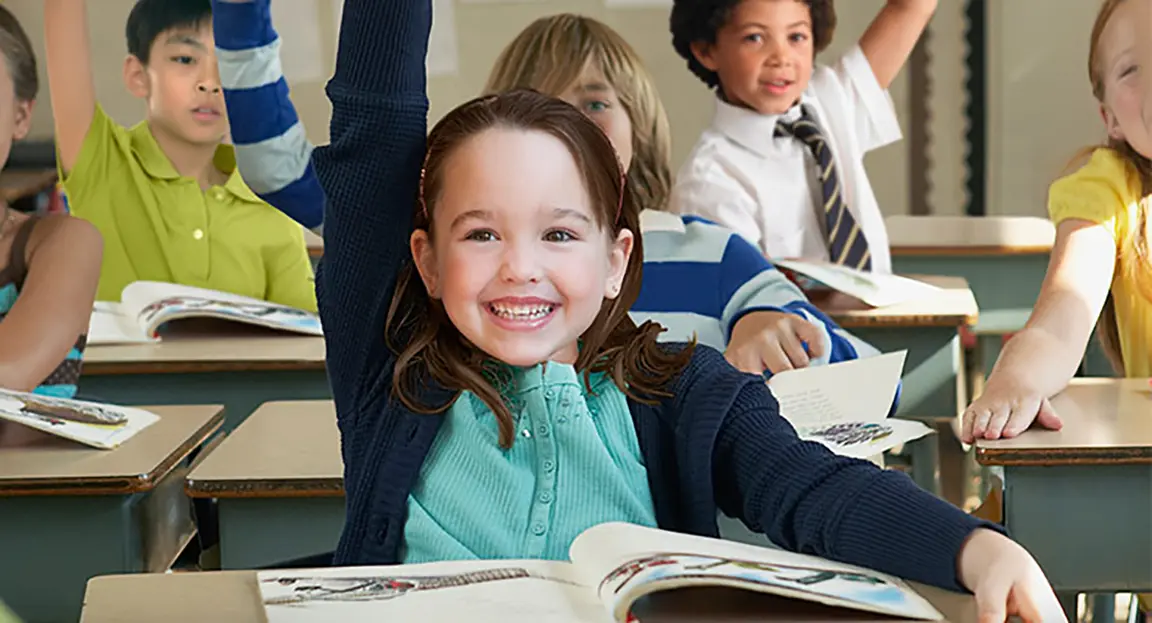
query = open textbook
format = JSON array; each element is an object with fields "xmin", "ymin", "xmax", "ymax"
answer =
[
  {"xmin": 768, "ymin": 351, "xmax": 932, "ymax": 458},
  {"xmin": 772, "ymin": 259, "xmax": 941, "ymax": 308},
  {"xmin": 87, "ymin": 281, "xmax": 322, "ymax": 345},
  {"xmin": 0, "ymin": 389, "xmax": 158, "ymax": 449},
  {"xmin": 257, "ymin": 522, "xmax": 944, "ymax": 622}
]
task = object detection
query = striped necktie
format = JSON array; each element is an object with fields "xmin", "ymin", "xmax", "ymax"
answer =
[{"xmin": 775, "ymin": 106, "xmax": 872, "ymax": 271}]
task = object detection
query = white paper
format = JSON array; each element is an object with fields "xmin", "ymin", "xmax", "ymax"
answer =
[
  {"xmin": 87, "ymin": 301, "xmax": 153, "ymax": 345},
  {"xmin": 768, "ymin": 351, "xmax": 906, "ymax": 427},
  {"xmin": 772, "ymin": 259, "xmax": 942, "ymax": 308},
  {"xmin": 0, "ymin": 389, "xmax": 159, "ymax": 450},
  {"xmin": 270, "ymin": 0, "xmax": 327, "ymax": 82},
  {"xmin": 794, "ymin": 418, "xmax": 933, "ymax": 459}
]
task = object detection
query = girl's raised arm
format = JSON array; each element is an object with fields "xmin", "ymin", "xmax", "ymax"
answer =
[{"xmin": 312, "ymin": 0, "xmax": 431, "ymax": 414}]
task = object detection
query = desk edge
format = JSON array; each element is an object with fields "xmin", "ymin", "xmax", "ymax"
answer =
[
  {"xmin": 976, "ymin": 445, "xmax": 1152, "ymax": 466},
  {"xmin": 185, "ymin": 477, "xmax": 345, "ymax": 498},
  {"xmin": 0, "ymin": 408, "xmax": 225, "ymax": 496}
]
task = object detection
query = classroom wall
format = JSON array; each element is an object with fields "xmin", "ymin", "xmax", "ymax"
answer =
[{"xmin": 4, "ymin": 0, "xmax": 1110, "ymax": 220}]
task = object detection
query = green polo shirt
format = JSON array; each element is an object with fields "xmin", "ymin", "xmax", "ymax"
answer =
[{"xmin": 60, "ymin": 105, "xmax": 316, "ymax": 311}]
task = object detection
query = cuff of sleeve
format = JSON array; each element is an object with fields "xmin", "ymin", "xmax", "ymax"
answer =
[{"xmin": 212, "ymin": 0, "xmax": 277, "ymax": 50}]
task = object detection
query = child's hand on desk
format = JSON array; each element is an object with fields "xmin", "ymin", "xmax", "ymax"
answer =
[
  {"xmin": 725, "ymin": 311, "xmax": 825, "ymax": 375},
  {"xmin": 960, "ymin": 380, "xmax": 1062, "ymax": 443},
  {"xmin": 957, "ymin": 528, "xmax": 1066, "ymax": 623}
]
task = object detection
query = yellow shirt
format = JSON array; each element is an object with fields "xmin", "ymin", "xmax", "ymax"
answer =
[
  {"xmin": 60, "ymin": 105, "xmax": 317, "ymax": 312},
  {"xmin": 1048, "ymin": 148, "xmax": 1152, "ymax": 377}
]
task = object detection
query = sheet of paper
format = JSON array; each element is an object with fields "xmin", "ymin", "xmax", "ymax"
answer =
[
  {"xmin": 795, "ymin": 418, "xmax": 933, "ymax": 459},
  {"xmin": 772, "ymin": 259, "xmax": 941, "ymax": 308},
  {"xmin": 767, "ymin": 351, "xmax": 906, "ymax": 427},
  {"xmin": 87, "ymin": 302, "xmax": 152, "ymax": 346},
  {"xmin": 0, "ymin": 390, "xmax": 159, "ymax": 450},
  {"xmin": 270, "ymin": 0, "xmax": 327, "ymax": 82}
]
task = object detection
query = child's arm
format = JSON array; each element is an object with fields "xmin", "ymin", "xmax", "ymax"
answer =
[
  {"xmin": 856, "ymin": 0, "xmax": 937, "ymax": 90},
  {"xmin": 213, "ymin": 0, "xmax": 326, "ymax": 233},
  {"xmin": 43, "ymin": 0, "xmax": 98, "ymax": 173},
  {"xmin": 310, "ymin": 0, "xmax": 430, "ymax": 416},
  {"xmin": 0, "ymin": 216, "xmax": 102, "ymax": 392},
  {"xmin": 710, "ymin": 371, "xmax": 1060, "ymax": 617}
]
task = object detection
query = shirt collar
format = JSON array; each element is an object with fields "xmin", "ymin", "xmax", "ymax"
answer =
[
  {"xmin": 127, "ymin": 121, "xmax": 263, "ymax": 204},
  {"xmin": 710, "ymin": 94, "xmax": 810, "ymax": 158},
  {"xmin": 639, "ymin": 209, "xmax": 686, "ymax": 233}
]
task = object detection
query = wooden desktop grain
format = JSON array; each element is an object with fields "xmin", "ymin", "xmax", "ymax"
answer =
[
  {"xmin": 886, "ymin": 215, "xmax": 1055, "ymax": 256},
  {"xmin": 81, "ymin": 571, "xmax": 980, "ymax": 623},
  {"xmin": 83, "ymin": 333, "xmax": 327, "ymax": 375},
  {"xmin": 977, "ymin": 378, "xmax": 1152, "ymax": 466},
  {"xmin": 185, "ymin": 400, "xmax": 342, "ymax": 498},
  {"xmin": 814, "ymin": 275, "xmax": 978, "ymax": 328},
  {"xmin": 0, "ymin": 404, "xmax": 224, "ymax": 495}
]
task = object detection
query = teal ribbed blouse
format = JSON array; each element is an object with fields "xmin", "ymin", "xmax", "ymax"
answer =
[{"xmin": 402, "ymin": 362, "xmax": 657, "ymax": 563}]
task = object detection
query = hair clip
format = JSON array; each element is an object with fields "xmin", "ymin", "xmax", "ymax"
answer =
[{"xmin": 418, "ymin": 148, "xmax": 432, "ymax": 219}]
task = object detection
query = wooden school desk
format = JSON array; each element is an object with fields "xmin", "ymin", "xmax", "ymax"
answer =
[
  {"xmin": 0, "ymin": 405, "xmax": 224, "ymax": 623},
  {"xmin": 304, "ymin": 229, "xmax": 323, "ymax": 267},
  {"xmin": 81, "ymin": 570, "xmax": 981, "ymax": 623},
  {"xmin": 186, "ymin": 400, "xmax": 342, "ymax": 569},
  {"xmin": 976, "ymin": 378, "xmax": 1152, "ymax": 619},
  {"xmin": 80, "ymin": 332, "xmax": 330, "ymax": 431},
  {"xmin": 886, "ymin": 215, "xmax": 1052, "ymax": 377},
  {"xmin": 0, "ymin": 168, "xmax": 57, "ymax": 204},
  {"xmin": 813, "ymin": 274, "xmax": 978, "ymax": 495}
]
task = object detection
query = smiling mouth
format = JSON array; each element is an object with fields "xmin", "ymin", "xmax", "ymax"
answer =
[
  {"xmin": 487, "ymin": 302, "xmax": 556, "ymax": 321},
  {"xmin": 192, "ymin": 107, "xmax": 220, "ymax": 116}
]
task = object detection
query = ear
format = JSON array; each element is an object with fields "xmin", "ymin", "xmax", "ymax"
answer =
[
  {"xmin": 123, "ymin": 55, "xmax": 151, "ymax": 99},
  {"xmin": 1101, "ymin": 102, "xmax": 1125, "ymax": 142},
  {"xmin": 410, "ymin": 229, "xmax": 440, "ymax": 298},
  {"xmin": 10, "ymin": 99, "xmax": 33, "ymax": 141},
  {"xmin": 604, "ymin": 228, "xmax": 635, "ymax": 300},
  {"xmin": 690, "ymin": 41, "xmax": 720, "ymax": 72}
]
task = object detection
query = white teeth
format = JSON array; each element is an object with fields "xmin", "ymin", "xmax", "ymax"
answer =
[{"xmin": 489, "ymin": 303, "xmax": 553, "ymax": 320}]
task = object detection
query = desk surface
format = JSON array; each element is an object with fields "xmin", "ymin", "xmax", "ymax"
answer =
[
  {"xmin": 814, "ymin": 275, "xmax": 978, "ymax": 328},
  {"xmin": 977, "ymin": 378, "xmax": 1152, "ymax": 466},
  {"xmin": 887, "ymin": 215, "xmax": 1055, "ymax": 256},
  {"xmin": 0, "ymin": 168, "xmax": 57, "ymax": 203},
  {"xmin": 84, "ymin": 333, "xmax": 326, "ymax": 375},
  {"xmin": 81, "ymin": 571, "xmax": 979, "ymax": 623},
  {"xmin": 0, "ymin": 404, "xmax": 223, "ymax": 495},
  {"xmin": 186, "ymin": 400, "xmax": 340, "ymax": 498}
]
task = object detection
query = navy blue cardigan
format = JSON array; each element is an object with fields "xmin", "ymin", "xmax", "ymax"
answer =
[{"xmin": 313, "ymin": 0, "xmax": 998, "ymax": 591}]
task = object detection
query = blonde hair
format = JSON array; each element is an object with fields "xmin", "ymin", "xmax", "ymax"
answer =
[
  {"xmin": 1080, "ymin": 0, "xmax": 1152, "ymax": 375},
  {"xmin": 484, "ymin": 14, "xmax": 674, "ymax": 213}
]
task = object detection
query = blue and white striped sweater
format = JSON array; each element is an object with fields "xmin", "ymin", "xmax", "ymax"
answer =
[{"xmin": 211, "ymin": 0, "xmax": 877, "ymax": 372}]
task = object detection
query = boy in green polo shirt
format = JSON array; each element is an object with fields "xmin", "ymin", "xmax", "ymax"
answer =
[{"xmin": 42, "ymin": 0, "xmax": 316, "ymax": 311}]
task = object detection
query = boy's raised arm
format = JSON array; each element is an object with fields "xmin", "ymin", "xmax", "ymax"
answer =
[
  {"xmin": 857, "ymin": 0, "xmax": 937, "ymax": 90},
  {"xmin": 43, "ymin": 0, "xmax": 98, "ymax": 173},
  {"xmin": 213, "ymin": 0, "xmax": 326, "ymax": 232}
]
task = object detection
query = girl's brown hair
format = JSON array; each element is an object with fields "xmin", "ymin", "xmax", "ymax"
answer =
[
  {"xmin": 0, "ymin": 5, "xmax": 37, "ymax": 102},
  {"xmin": 484, "ymin": 14, "xmax": 674, "ymax": 213},
  {"xmin": 1081, "ymin": 0, "xmax": 1152, "ymax": 375},
  {"xmin": 386, "ymin": 90, "xmax": 693, "ymax": 449}
]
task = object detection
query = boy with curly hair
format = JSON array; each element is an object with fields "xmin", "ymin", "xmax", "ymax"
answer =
[{"xmin": 669, "ymin": 0, "xmax": 936, "ymax": 273}]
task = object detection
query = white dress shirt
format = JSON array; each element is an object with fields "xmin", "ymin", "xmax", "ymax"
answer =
[{"xmin": 670, "ymin": 44, "xmax": 901, "ymax": 273}]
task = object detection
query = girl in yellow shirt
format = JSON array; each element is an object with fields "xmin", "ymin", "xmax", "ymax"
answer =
[{"xmin": 962, "ymin": 0, "xmax": 1152, "ymax": 442}]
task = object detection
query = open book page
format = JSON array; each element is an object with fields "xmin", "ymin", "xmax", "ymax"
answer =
[
  {"xmin": 87, "ymin": 301, "xmax": 154, "ymax": 345},
  {"xmin": 120, "ymin": 281, "xmax": 323, "ymax": 338},
  {"xmin": 772, "ymin": 259, "xmax": 941, "ymax": 308},
  {"xmin": 767, "ymin": 352, "xmax": 931, "ymax": 458},
  {"xmin": 0, "ymin": 389, "xmax": 159, "ymax": 450},
  {"xmin": 568, "ymin": 523, "xmax": 943, "ymax": 622},
  {"xmin": 768, "ymin": 351, "xmax": 905, "ymax": 427},
  {"xmin": 257, "ymin": 559, "xmax": 607, "ymax": 623}
]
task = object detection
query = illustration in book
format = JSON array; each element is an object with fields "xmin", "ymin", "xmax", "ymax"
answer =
[
  {"xmin": 88, "ymin": 281, "xmax": 322, "ymax": 345},
  {"xmin": 257, "ymin": 523, "xmax": 944, "ymax": 622},
  {"xmin": 0, "ymin": 389, "xmax": 159, "ymax": 449}
]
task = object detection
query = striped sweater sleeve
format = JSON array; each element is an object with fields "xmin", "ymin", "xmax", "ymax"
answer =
[
  {"xmin": 213, "ymin": 0, "xmax": 326, "ymax": 233},
  {"xmin": 711, "ymin": 220, "xmax": 868, "ymax": 365}
]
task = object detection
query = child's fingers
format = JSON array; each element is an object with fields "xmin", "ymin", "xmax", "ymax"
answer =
[
  {"xmin": 778, "ymin": 329, "xmax": 811, "ymax": 369},
  {"xmin": 974, "ymin": 579, "xmax": 1011, "ymax": 623},
  {"xmin": 794, "ymin": 318, "xmax": 826, "ymax": 358}
]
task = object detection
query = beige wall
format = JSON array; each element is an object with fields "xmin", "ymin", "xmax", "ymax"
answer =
[{"xmin": 13, "ymin": 0, "xmax": 1038, "ymax": 220}]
